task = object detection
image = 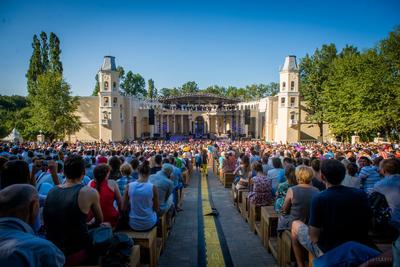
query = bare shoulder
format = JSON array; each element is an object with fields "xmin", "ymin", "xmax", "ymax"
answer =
[{"xmin": 80, "ymin": 185, "xmax": 98, "ymax": 198}]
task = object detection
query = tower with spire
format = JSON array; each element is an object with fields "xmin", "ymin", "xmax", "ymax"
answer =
[
  {"xmin": 276, "ymin": 55, "xmax": 300, "ymax": 143},
  {"xmin": 98, "ymin": 56, "xmax": 123, "ymax": 141}
]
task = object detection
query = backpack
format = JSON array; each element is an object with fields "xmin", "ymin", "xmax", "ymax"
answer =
[
  {"xmin": 368, "ymin": 191, "xmax": 392, "ymax": 234},
  {"xmin": 100, "ymin": 232, "xmax": 134, "ymax": 267}
]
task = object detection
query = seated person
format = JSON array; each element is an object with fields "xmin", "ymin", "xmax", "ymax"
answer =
[
  {"xmin": 291, "ymin": 159, "xmax": 371, "ymax": 267},
  {"xmin": 222, "ymin": 151, "xmax": 236, "ymax": 174},
  {"xmin": 341, "ymin": 162, "xmax": 361, "ymax": 188},
  {"xmin": 43, "ymin": 155, "xmax": 104, "ymax": 265},
  {"xmin": 234, "ymin": 155, "xmax": 251, "ymax": 190},
  {"xmin": 279, "ymin": 166, "xmax": 319, "ymax": 231},
  {"xmin": 267, "ymin": 157, "xmax": 286, "ymax": 193},
  {"xmin": 149, "ymin": 163, "xmax": 174, "ymax": 215},
  {"xmin": 0, "ymin": 184, "xmax": 65, "ymax": 266},
  {"xmin": 123, "ymin": 162, "xmax": 159, "ymax": 231},
  {"xmin": 248, "ymin": 161, "xmax": 274, "ymax": 207},
  {"xmin": 274, "ymin": 164, "xmax": 297, "ymax": 213},
  {"xmin": 310, "ymin": 159, "xmax": 326, "ymax": 191},
  {"xmin": 88, "ymin": 164, "xmax": 122, "ymax": 228},
  {"xmin": 117, "ymin": 163, "xmax": 134, "ymax": 196},
  {"xmin": 358, "ymin": 156, "xmax": 381, "ymax": 193}
]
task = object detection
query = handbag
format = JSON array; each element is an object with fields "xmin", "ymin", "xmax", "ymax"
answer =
[
  {"xmin": 277, "ymin": 214, "xmax": 295, "ymax": 231},
  {"xmin": 88, "ymin": 225, "xmax": 113, "ymax": 254}
]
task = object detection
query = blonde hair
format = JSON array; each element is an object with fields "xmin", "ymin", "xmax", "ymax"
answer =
[
  {"xmin": 295, "ymin": 166, "xmax": 314, "ymax": 184},
  {"xmin": 120, "ymin": 163, "xmax": 133, "ymax": 176}
]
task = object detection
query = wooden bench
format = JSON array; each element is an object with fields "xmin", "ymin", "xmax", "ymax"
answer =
[
  {"xmin": 157, "ymin": 213, "xmax": 168, "ymax": 250},
  {"xmin": 248, "ymin": 202, "xmax": 261, "ymax": 233},
  {"xmin": 236, "ymin": 189, "xmax": 248, "ymax": 210},
  {"xmin": 74, "ymin": 244, "xmax": 140, "ymax": 267},
  {"xmin": 260, "ymin": 206, "xmax": 278, "ymax": 252},
  {"xmin": 120, "ymin": 227, "xmax": 158, "ymax": 267},
  {"xmin": 223, "ymin": 173, "xmax": 235, "ymax": 188},
  {"xmin": 239, "ymin": 191, "xmax": 249, "ymax": 220},
  {"xmin": 277, "ymin": 230, "xmax": 294, "ymax": 267}
]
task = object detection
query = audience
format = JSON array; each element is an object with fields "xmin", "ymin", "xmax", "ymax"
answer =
[
  {"xmin": 123, "ymin": 162, "xmax": 159, "ymax": 231},
  {"xmin": 274, "ymin": 164, "xmax": 297, "ymax": 213},
  {"xmin": 248, "ymin": 161, "xmax": 274, "ymax": 207},
  {"xmin": 88, "ymin": 164, "xmax": 122, "ymax": 228},
  {"xmin": 0, "ymin": 184, "xmax": 65, "ymax": 266}
]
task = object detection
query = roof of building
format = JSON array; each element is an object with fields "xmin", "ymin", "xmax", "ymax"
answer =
[
  {"xmin": 101, "ymin": 56, "xmax": 116, "ymax": 71},
  {"xmin": 281, "ymin": 55, "xmax": 299, "ymax": 72},
  {"xmin": 158, "ymin": 92, "xmax": 240, "ymax": 105}
]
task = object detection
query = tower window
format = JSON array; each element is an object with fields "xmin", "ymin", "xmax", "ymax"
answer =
[
  {"xmin": 103, "ymin": 97, "xmax": 109, "ymax": 106},
  {"xmin": 281, "ymin": 97, "xmax": 285, "ymax": 107},
  {"xmin": 113, "ymin": 97, "xmax": 118, "ymax": 104},
  {"xmin": 104, "ymin": 81, "xmax": 109, "ymax": 90},
  {"xmin": 113, "ymin": 82, "xmax": 117, "ymax": 91},
  {"xmin": 291, "ymin": 81, "xmax": 295, "ymax": 90},
  {"xmin": 290, "ymin": 113, "xmax": 295, "ymax": 120},
  {"xmin": 282, "ymin": 82, "xmax": 286, "ymax": 90},
  {"xmin": 290, "ymin": 97, "xmax": 296, "ymax": 107}
]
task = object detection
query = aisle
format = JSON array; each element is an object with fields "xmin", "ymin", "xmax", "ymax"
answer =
[{"xmin": 157, "ymin": 168, "xmax": 277, "ymax": 267}]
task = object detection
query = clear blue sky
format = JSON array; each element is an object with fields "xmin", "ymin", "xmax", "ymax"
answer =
[{"xmin": 0, "ymin": 0, "xmax": 399, "ymax": 96}]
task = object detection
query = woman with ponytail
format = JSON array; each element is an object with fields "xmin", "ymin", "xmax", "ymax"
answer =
[{"xmin": 88, "ymin": 163, "xmax": 122, "ymax": 228}]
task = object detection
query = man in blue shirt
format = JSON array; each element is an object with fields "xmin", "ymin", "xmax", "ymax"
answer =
[
  {"xmin": 0, "ymin": 184, "xmax": 65, "ymax": 267},
  {"xmin": 149, "ymin": 164, "xmax": 174, "ymax": 215}
]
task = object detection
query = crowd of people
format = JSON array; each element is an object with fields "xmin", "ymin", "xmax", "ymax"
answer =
[{"xmin": 0, "ymin": 139, "xmax": 399, "ymax": 266}]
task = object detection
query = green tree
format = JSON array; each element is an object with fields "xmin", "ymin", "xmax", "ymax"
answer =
[
  {"xmin": 300, "ymin": 43, "xmax": 337, "ymax": 140},
  {"xmin": 29, "ymin": 71, "xmax": 80, "ymax": 140},
  {"xmin": 202, "ymin": 85, "xmax": 226, "ymax": 96},
  {"xmin": 265, "ymin": 82, "xmax": 279, "ymax": 96},
  {"xmin": 120, "ymin": 71, "xmax": 146, "ymax": 96},
  {"xmin": 92, "ymin": 74, "xmax": 100, "ymax": 96},
  {"xmin": 116, "ymin": 66, "xmax": 125, "ymax": 79},
  {"xmin": 26, "ymin": 34, "xmax": 42, "ymax": 97},
  {"xmin": 148, "ymin": 79, "xmax": 156, "ymax": 99},
  {"xmin": 181, "ymin": 81, "xmax": 199, "ymax": 94},
  {"xmin": 160, "ymin": 87, "xmax": 180, "ymax": 97},
  {"xmin": 49, "ymin": 32, "xmax": 62, "ymax": 74},
  {"xmin": 40, "ymin": 31, "xmax": 49, "ymax": 72}
]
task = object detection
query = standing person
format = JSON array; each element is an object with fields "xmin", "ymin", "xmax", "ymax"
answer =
[
  {"xmin": 201, "ymin": 149, "xmax": 208, "ymax": 176},
  {"xmin": 195, "ymin": 150, "xmax": 202, "ymax": 171},
  {"xmin": 123, "ymin": 162, "xmax": 159, "ymax": 231},
  {"xmin": 88, "ymin": 164, "xmax": 122, "ymax": 228},
  {"xmin": 0, "ymin": 184, "xmax": 65, "ymax": 266},
  {"xmin": 341, "ymin": 162, "xmax": 361, "ymax": 188},
  {"xmin": 43, "ymin": 155, "xmax": 104, "ymax": 265}
]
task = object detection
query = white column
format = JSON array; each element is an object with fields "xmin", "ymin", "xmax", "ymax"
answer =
[
  {"xmin": 166, "ymin": 115, "xmax": 169, "ymax": 133},
  {"xmin": 173, "ymin": 115, "xmax": 176, "ymax": 134},
  {"xmin": 255, "ymin": 110, "xmax": 259, "ymax": 139},
  {"xmin": 215, "ymin": 115, "xmax": 219, "ymax": 135},
  {"xmin": 181, "ymin": 115, "xmax": 184, "ymax": 134}
]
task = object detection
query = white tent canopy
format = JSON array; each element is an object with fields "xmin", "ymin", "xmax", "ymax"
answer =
[{"xmin": 2, "ymin": 128, "xmax": 23, "ymax": 143}]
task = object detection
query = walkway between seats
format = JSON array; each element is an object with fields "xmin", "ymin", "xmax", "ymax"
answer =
[{"xmin": 158, "ymin": 168, "xmax": 277, "ymax": 267}]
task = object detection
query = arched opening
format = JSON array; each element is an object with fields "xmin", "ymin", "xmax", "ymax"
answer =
[{"xmin": 194, "ymin": 116, "xmax": 205, "ymax": 138}]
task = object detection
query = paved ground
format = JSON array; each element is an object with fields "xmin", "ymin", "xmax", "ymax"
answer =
[{"xmin": 158, "ymin": 168, "xmax": 277, "ymax": 267}]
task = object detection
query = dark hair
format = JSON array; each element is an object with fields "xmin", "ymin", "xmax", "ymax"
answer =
[
  {"xmin": 321, "ymin": 159, "xmax": 346, "ymax": 185},
  {"xmin": 0, "ymin": 160, "xmax": 31, "ymax": 189},
  {"xmin": 64, "ymin": 155, "xmax": 85, "ymax": 180},
  {"xmin": 373, "ymin": 156, "xmax": 383, "ymax": 167},
  {"xmin": 272, "ymin": 157, "xmax": 282, "ymax": 169},
  {"xmin": 283, "ymin": 157, "xmax": 293, "ymax": 165},
  {"xmin": 155, "ymin": 154, "xmax": 162, "ymax": 165},
  {"xmin": 139, "ymin": 161, "xmax": 150, "ymax": 176},
  {"xmin": 130, "ymin": 158, "xmax": 139, "ymax": 170},
  {"xmin": 359, "ymin": 156, "xmax": 371, "ymax": 165},
  {"xmin": 311, "ymin": 159, "xmax": 320, "ymax": 172},
  {"xmin": 108, "ymin": 156, "xmax": 121, "ymax": 172},
  {"xmin": 347, "ymin": 162, "xmax": 358, "ymax": 177},
  {"xmin": 381, "ymin": 158, "xmax": 400, "ymax": 175},
  {"xmin": 252, "ymin": 161, "xmax": 263, "ymax": 173},
  {"xmin": 302, "ymin": 158, "xmax": 311, "ymax": 166},
  {"xmin": 285, "ymin": 164, "xmax": 297, "ymax": 185},
  {"xmin": 93, "ymin": 164, "xmax": 110, "ymax": 192},
  {"xmin": 241, "ymin": 155, "xmax": 250, "ymax": 167}
]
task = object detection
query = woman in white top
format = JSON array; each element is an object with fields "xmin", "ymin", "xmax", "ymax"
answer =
[
  {"xmin": 341, "ymin": 162, "xmax": 361, "ymax": 188},
  {"xmin": 122, "ymin": 161, "xmax": 159, "ymax": 231}
]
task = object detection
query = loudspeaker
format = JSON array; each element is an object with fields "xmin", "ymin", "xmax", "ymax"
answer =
[
  {"xmin": 148, "ymin": 109, "xmax": 155, "ymax": 125},
  {"xmin": 245, "ymin": 109, "xmax": 250, "ymax": 125}
]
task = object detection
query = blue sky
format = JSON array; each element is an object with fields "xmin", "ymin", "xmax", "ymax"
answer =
[{"xmin": 0, "ymin": 0, "xmax": 399, "ymax": 96}]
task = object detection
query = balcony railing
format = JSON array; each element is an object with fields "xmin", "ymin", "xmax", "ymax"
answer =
[
  {"xmin": 101, "ymin": 119, "xmax": 111, "ymax": 125},
  {"xmin": 289, "ymin": 119, "xmax": 298, "ymax": 126}
]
